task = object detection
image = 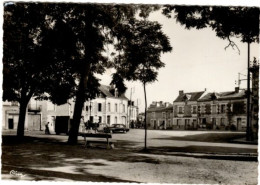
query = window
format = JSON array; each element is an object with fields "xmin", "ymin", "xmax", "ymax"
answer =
[
  {"xmin": 193, "ymin": 106, "xmax": 197, "ymax": 114},
  {"xmin": 177, "ymin": 119, "xmax": 181, "ymax": 126},
  {"xmin": 108, "ymin": 103, "xmax": 111, "ymax": 112},
  {"xmin": 178, "ymin": 107, "xmax": 183, "ymax": 114},
  {"xmin": 220, "ymin": 104, "xmax": 226, "ymax": 113},
  {"xmin": 212, "ymin": 105, "xmax": 217, "ymax": 113},
  {"xmin": 201, "ymin": 105, "xmax": 205, "ymax": 113},
  {"xmin": 86, "ymin": 106, "xmax": 88, "ymax": 111},
  {"xmin": 115, "ymin": 103, "xmax": 118, "ymax": 112},
  {"xmin": 123, "ymin": 104, "xmax": 125, "ymax": 112},
  {"xmin": 98, "ymin": 116, "xmax": 102, "ymax": 123},
  {"xmin": 98, "ymin": 103, "xmax": 102, "ymax": 112},
  {"xmin": 107, "ymin": 116, "xmax": 110, "ymax": 124},
  {"xmin": 162, "ymin": 112, "xmax": 166, "ymax": 118},
  {"xmin": 212, "ymin": 118, "xmax": 216, "ymax": 125},
  {"xmin": 185, "ymin": 119, "xmax": 190, "ymax": 126},
  {"xmin": 90, "ymin": 116, "xmax": 94, "ymax": 123},
  {"xmin": 115, "ymin": 116, "xmax": 117, "ymax": 124},
  {"xmin": 220, "ymin": 118, "xmax": 225, "ymax": 126}
]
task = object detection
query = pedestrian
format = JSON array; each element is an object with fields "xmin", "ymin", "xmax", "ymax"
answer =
[{"xmin": 45, "ymin": 122, "xmax": 50, "ymax": 135}]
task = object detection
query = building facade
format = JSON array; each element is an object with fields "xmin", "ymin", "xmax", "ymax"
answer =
[
  {"xmin": 197, "ymin": 88, "xmax": 247, "ymax": 130},
  {"xmin": 81, "ymin": 85, "xmax": 129, "ymax": 129},
  {"xmin": 2, "ymin": 84, "xmax": 133, "ymax": 133},
  {"xmin": 172, "ymin": 90, "xmax": 206, "ymax": 130},
  {"xmin": 146, "ymin": 101, "xmax": 173, "ymax": 130}
]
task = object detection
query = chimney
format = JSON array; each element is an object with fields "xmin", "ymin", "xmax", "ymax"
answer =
[
  {"xmin": 204, "ymin": 88, "xmax": 207, "ymax": 91},
  {"xmin": 235, "ymin": 87, "xmax": 239, "ymax": 93},
  {"xmin": 115, "ymin": 88, "xmax": 118, "ymax": 97},
  {"xmin": 179, "ymin": 90, "xmax": 184, "ymax": 95}
]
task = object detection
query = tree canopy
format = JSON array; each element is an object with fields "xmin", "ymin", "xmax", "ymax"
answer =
[{"xmin": 162, "ymin": 6, "xmax": 259, "ymax": 52}]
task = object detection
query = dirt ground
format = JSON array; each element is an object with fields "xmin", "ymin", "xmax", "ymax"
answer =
[{"xmin": 1, "ymin": 133, "xmax": 258, "ymax": 184}]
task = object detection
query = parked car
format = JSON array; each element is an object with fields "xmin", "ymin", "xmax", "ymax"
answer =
[{"xmin": 104, "ymin": 124, "xmax": 129, "ymax": 133}]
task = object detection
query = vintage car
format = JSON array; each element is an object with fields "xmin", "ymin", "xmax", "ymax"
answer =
[{"xmin": 104, "ymin": 124, "xmax": 130, "ymax": 133}]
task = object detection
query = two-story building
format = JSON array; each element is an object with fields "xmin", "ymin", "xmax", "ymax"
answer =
[
  {"xmin": 197, "ymin": 87, "xmax": 247, "ymax": 130},
  {"xmin": 146, "ymin": 101, "xmax": 173, "ymax": 130},
  {"xmin": 81, "ymin": 84, "xmax": 129, "ymax": 129},
  {"xmin": 172, "ymin": 90, "xmax": 206, "ymax": 130}
]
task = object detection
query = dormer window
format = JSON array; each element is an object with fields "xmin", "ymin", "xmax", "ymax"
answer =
[{"xmin": 183, "ymin": 94, "xmax": 191, "ymax": 101}]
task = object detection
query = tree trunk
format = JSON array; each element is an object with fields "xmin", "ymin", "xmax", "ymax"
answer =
[
  {"xmin": 68, "ymin": 63, "xmax": 91, "ymax": 144},
  {"xmin": 143, "ymin": 83, "xmax": 147, "ymax": 150},
  {"xmin": 246, "ymin": 41, "xmax": 252, "ymax": 141},
  {"xmin": 17, "ymin": 98, "xmax": 30, "ymax": 138}
]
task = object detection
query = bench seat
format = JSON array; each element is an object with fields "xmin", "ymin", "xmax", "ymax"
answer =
[{"xmin": 79, "ymin": 132, "xmax": 113, "ymax": 149}]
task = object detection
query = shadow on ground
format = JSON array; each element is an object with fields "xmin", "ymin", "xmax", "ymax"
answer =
[
  {"xmin": 1, "ymin": 135, "xmax": 160, "ymax": 182},
  {"xmin": 1, "ymin": 134, "xmax": 258, "ymax": 182},
  {"xmin": 153, "ymin": 132, "xmax": 248, "ymax": 143}
]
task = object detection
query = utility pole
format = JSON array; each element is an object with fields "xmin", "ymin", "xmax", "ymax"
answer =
[{"xmin": 246, "ymin": 42, "xmax": 251, "ymax": 141}]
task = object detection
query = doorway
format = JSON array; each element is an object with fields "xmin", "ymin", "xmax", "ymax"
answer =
[
  {"xmin": 8, "ymin": 119, "xmax": 14, "ymax": 129},
  {"xmin": 237, "ymin": 118, "xmax": 242, "ymax": 130}
]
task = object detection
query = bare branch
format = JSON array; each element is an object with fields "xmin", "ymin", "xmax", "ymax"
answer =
[{"xmin": 224, "ymin": 36, "xmax": 240, "ymax": 55}]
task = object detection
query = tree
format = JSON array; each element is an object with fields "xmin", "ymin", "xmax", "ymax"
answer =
[
  {"xmin": 3, "ymin": 3, "xmax": 78, "ymax": 137},
  {"xmin": 112, "ymin": 19, "xmax": 172, "ymax": 150},
  {"xmin": 162, "ymin": 5, "xmax": 259, "ymax": 140},
  {"xmin": 4, "ymin": 3, "xmax": 168, "ymax": 144},
  {"xmin": 66, "ymin": 4, "xmax": 163, "ymax": 144}
]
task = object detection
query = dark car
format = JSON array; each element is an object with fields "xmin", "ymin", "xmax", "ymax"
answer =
[{"xmin": 104, "ymin": 124, "xmax": 129, "ymax": 133}]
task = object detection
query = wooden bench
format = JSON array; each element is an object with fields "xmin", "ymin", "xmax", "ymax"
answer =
[{"xmin": 79, "ymin": 133, "xmax": 113, "ymax": 149}]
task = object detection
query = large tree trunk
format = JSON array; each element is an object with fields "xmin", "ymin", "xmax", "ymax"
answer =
[
  {"xmin": 143, "ymin": 83, "xmax": 147, "ymax": 150},
  {"xmin": 17, "ymin": 101, "xmax": 28, "ymax": 138},
  {"xmin": 68, "ymin": 10, "xmax": 98, "ymax": 144},
  {"xmin": 17, "ymin": 93, "xmax": 31, "ymax": 138},
  {"xmin": 68, "ymin": 63, "xmax": 91, "ymax": 144}
]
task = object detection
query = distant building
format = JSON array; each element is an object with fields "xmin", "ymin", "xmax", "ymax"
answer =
[
  {"xmin": 2, "ymin": 84, "xmax": 132, "ymax": 133},
  {"xmin": 146, "ymin": 101, "xmax": 173, "ymax": 129},
  {"xmin": 128, "ymin": 100, "xmax": 138, "ymax": 128},
  {"xmin": 172, "ymin": 90, "xmax": 206, "ymax": 130},
  {"xmin": 2, "ymin": 101, "xmax": 20, "ymax": 130},
  {"xmin": 138, "ymin": 112, "xmax": 145, "ymax": 123},
  {"xmin": 197, "ymin": 87, "xmax": 247, "ymax": 130}
]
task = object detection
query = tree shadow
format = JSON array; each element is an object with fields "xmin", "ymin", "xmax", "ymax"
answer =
[{"xmin": 1, "ymin": 135, "xmax": 164, "ymax": 182}]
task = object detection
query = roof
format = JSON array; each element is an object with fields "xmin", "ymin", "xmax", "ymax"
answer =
[
  {"xmin": 147, "ymin": 105, "xmax": 173, "ymax": 113},
  {"xmin": 174, "ymin": 91, "xmax": 205, "ymax": 102},
  {"xmin": 198, "ymin": 90, "xmax": 246, "ymax": 102},
  {"xmin": 98, "ymin": 85, "xmax": 128, "ymax": 100}
]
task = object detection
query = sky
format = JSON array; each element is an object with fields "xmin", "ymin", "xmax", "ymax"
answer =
[
  {"xmin": 0, "ymin": 0, "xmax": 259, "ymax": 113},
  {"xmin": 98, "ymin": 6, "xmax": 259, "ymax": 112}
]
